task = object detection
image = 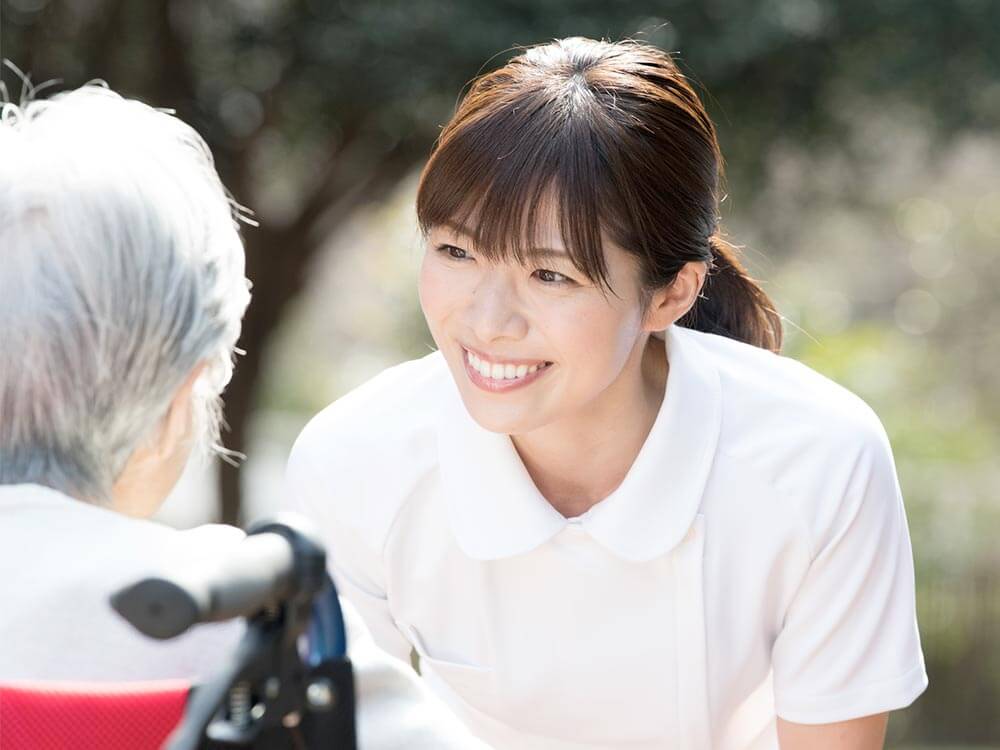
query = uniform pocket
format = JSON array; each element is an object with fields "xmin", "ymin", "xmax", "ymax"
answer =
[
  {"xmin": 400, "ymin": 622, "xmax": 496, "ymax": 717},
  {"xmin": 401, "ymin": 622, "xmax": 491, "ymax": 673}
]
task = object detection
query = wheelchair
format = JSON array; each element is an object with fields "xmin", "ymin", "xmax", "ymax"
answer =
[{"xmin": 0, "ymin": 515, "xmax": 357, "ymax": 750}]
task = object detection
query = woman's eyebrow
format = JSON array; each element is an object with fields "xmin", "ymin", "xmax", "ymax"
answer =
[
  {"xmin": 524, "ymin": 247, "xmax": 570, "ymax": 260},
  {"xmin": 440, "ymin": 220, "xmax": 475, "ymax": 238},
  {"xmin": 438, "ymin": 222, "xmax": 570, "ymax": 259}
]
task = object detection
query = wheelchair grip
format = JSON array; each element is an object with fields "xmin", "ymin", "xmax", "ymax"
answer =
[{"xmin": 111, "ymin": 532, "xmax": 295, "ymax": 639}]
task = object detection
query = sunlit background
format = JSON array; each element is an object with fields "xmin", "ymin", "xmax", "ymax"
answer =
[{"xmin": 5, "ymin": 0, "xmax": 999, "ymax": 745}]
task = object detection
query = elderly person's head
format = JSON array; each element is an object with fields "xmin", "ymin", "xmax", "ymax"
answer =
[{"xmin": 0, "ymin": 83, "xmax": 251, "ymax": 516}]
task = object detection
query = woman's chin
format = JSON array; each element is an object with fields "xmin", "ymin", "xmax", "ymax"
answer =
[{"xmin": 458, "ymin": 391, "xmax": 550, "ymax": 436}]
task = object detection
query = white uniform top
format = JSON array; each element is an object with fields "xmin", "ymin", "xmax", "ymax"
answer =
[
  {"xmin": 0, "ymin": 483, "xmax": 490, "ymax": 750},
  {"xmin": 286, "ymin": 324, "xmax": 928, "ymax": 750}
]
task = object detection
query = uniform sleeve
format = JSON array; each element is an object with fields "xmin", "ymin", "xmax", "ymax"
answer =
[
  {"xmin": 285, "ymin": 421, "xmax": 413, "ymax": 664},
  {"xmin": 771, "ymin": 422, "xmax": 928, "ymax": 724}
]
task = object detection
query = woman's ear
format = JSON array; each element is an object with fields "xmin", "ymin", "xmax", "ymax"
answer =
[{"xmin": 643, "ymin": 261, "xmax": 708, "ymax": 332}]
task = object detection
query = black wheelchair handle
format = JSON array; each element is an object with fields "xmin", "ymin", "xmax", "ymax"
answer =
[{"xmin": 112, "ymin": 531, "xmax": 297, "ymax": 639}]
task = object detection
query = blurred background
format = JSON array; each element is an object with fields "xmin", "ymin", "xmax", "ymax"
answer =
[{"xmin": 4, "ymin": 0, "xmax": 998, "ymax": 745}]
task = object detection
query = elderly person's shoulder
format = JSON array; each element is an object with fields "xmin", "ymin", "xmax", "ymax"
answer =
[
  {"xmin": 0, "ymin": 482, "xmax": 245, "ymax": 683},
  {"xmin": 0, "ymin": 482, "xmax": 244, "ymax": 601},
  {"xmin": 0, "ymin": 481, "xmax": 243, "ymax": 558}
]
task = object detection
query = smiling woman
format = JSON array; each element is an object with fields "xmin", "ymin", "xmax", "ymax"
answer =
[
  {"xmin": 286, "ymin": 37, "xmax": 927, "ymax": 750},
  {"xmin": 419, "ymin": 208, "xmax": 661, "ymax": 443}
]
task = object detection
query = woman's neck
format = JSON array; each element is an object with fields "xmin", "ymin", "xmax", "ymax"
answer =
[{"xmin": 511, "ymin": 334, "xmax": 668, "ymax": 519}]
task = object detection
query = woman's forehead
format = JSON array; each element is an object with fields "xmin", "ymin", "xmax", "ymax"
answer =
[{"xmin": 431, "ymin": 190, "xmax": 567, "ymax": 247}]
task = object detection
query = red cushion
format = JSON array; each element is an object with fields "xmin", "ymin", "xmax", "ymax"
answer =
[{"xmin": 0, "ymin": 680, "xmax": 190, "ymax": 750}]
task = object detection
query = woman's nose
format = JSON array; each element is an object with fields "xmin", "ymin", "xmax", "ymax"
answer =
[{"xmin": 464, "ymin": 275, "xmax": 528, "ymax": 343}]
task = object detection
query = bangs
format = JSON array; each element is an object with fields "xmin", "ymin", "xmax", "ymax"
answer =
[{"xmin": 416, "ymin": 87, "xmax": 630, "ymax": 291}]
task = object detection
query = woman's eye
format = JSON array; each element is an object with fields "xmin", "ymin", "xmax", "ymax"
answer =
[
  {"xmin": 533, "ymin": 268, "xmax": 571, "ymax": 284},
  {"xmin": 438, "ymin": 244, "xmax": 470, "ymax": 260}
]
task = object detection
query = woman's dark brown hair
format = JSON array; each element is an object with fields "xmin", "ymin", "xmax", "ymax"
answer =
[{"xmin": 416, "ymin": 37, "xmax": 782, "ymax": 352}]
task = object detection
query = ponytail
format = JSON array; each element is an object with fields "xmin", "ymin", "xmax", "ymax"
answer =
[{"xmin": 678, "ymin": 235, "xmax": 783, "ymax": 353}]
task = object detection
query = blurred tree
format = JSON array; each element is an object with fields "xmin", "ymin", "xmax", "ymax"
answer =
[{"xmin": 5, "ymin": 0, "xmax": 998, "ymax": 526}]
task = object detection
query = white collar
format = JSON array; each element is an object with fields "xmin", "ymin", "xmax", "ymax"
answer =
[{"xmin": 436, "ymin": 325, "xmax": 722, "ymax": 562}]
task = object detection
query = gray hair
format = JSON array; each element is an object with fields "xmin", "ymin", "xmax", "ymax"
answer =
[{"xmin": 0, "ymin": 81, "xmax": 252, "ymax": 502}]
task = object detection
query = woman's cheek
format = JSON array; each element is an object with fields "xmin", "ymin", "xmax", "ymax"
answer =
[
  {"xmin": 551, "ymin": 300, "xmax": 640, "ymax": 383},
  {"xmin": 418, "ymin": 257, "xmax": 453, "ymax": 328},
  {"xmin": 538, "ymin": 297, "xmax": 605, "ymax": 360}
]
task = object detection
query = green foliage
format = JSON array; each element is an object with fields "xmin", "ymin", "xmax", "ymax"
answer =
[
  {"xmin": 791, "ymin": 325, "xmax": 997, "ymax": 466},
  {"xmin": 7, "ymin": 0, "xmax": 999, "ymax": 192}
]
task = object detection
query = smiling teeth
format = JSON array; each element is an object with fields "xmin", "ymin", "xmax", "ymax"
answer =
[{"xmin": 466, "ymin": 350, "xmax": 542, "ymax": 380}]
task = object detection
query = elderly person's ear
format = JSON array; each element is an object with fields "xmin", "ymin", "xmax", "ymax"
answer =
[{"xmin": 111, "ymin": 362, "xmax": 208, "ymax": 518}]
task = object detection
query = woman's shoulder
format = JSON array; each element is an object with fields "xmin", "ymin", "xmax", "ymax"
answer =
[
  {"xmin": 686, "ymin": 327, "xmax": 885, "ymax": 445},
  {"xmin": 293, "ymin": 350, "xmax": 450, "ymax": 451},
  {"xmin": 685, "ymin": 328, "xmax": 894, "ymax": 497},
  {"xmin": 285, "ymin": 352, "xmax": 452, "ymax": 546},
  {"xmin": 686, "ymin": 330, "xmax": 902, "ymax": 550}
]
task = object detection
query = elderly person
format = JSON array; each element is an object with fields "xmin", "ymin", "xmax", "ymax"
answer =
[{"xmin": 0, "ymin": 84, "xmax": 486, "ymax": 749}]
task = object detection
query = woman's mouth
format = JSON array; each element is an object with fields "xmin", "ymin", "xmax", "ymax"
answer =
[{"xmin": 462, "ymin": 347, "xmax": 553, "ymax": 392}]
